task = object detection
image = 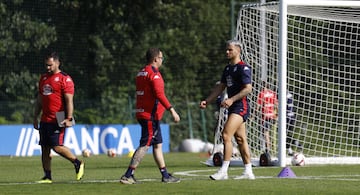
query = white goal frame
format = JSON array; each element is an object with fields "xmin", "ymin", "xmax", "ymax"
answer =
[
  {"xmin": 278, "ymin": 0, "xmax": 360, "ymax": 167},
  {"xmin": 205, "ymin": 0, "xmax": 360, "ymax": 167}
]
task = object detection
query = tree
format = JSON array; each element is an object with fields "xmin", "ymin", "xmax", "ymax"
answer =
[
  {"xmin": 0, "ymin": 1, "xmax": 57, "ymax": 123},
  {"xmin": 0, "ymin": 0, "xmax": 234, "ymax": 147}
]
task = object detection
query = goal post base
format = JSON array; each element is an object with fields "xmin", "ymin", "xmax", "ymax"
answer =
[
  {"xmin": 302, "ymin": 157, "xmax": 360, "ymax": 165},
  {"xmin": 202, "ymin": 156, "xmax": 360, "ymax": 167},
  {"xmin": 201, "ymin": 154, "xmax": 278, "ymax": 167}
]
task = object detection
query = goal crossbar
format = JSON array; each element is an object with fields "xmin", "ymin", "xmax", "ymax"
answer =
[{"xmin": 285, "ymin": 0, "xmax": 360, "ymax": 7}]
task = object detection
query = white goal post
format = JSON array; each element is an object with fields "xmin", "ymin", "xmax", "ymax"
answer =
[{"xmin": 205, "ymin": 0, "xmax": 360, "ymax": 167}]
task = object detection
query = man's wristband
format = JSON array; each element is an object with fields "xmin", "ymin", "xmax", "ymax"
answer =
[{"xmin": 67, "ymin": 117, "xmax": 73, "ymax": 121}]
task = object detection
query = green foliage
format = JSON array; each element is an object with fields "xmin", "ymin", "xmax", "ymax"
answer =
[
  {"xmin": 0, "ymin": 71, "xmax": 38, "ymax": 101},
  {"xmin": 0, "ymin": 1, "xmax": 57, "ymax": 73},
  {"xmin": 0, "ymin": 71, "xmax": 38, "ymax": 123},
  {"xmin": 0, "ymin": 116, "xmax": 7, "ymax": 124},
  {"xmin": 0, "ymin": 0, "xmax": 237, "ymax": 148}
]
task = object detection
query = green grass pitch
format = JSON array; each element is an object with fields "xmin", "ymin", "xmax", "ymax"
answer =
[{"xmin": 0, "ymin": 152, "xmax": 360, "ymax": 194}]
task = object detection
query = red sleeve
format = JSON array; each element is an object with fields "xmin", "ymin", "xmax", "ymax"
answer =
[
  {"xmin": 152, "ymin": 73, "xmax": 172, "ymax": 110},
  {"xmin": 62, "ymin": 75, "xmax": 75, "ymax": 94}
]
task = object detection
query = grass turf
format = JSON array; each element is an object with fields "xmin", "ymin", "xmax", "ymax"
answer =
[{"xmin": 0, "ymin": 152, "xmax": 360, "ymax": 194}]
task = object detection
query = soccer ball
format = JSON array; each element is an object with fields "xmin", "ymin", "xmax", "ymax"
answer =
[
  {"xmin": 291, "ymin": 153, "xmax": 305, "ymax": 166},
  {"xmin": 107, "ymin": 148, "xmax": 116, "ymax": 158},
  {"xmin": 82, "ymin": 149, "xmax": 91, "ymax": 157}
]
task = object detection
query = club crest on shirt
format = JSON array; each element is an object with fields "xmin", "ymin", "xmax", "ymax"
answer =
[
  {"xmin": 226, "ymin": 76, "xmax": 233, "ymax": 87},
  {"xmin": 42, "ymin": 84, "xmax": 53, "ymax": 95}
]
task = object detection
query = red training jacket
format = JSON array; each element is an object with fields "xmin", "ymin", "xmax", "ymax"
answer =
[{"xmin": 135, "ymin": 64, "xmax": 172, "ymax": 120}]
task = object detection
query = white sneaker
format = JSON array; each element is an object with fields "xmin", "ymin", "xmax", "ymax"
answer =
[
  {"xmin": 234, "ymin": 172, "xmax": 255, "ymax": 180},
  {"xmin": 209, "ymin": 171, "xmax": 228, "ymax": 180}
]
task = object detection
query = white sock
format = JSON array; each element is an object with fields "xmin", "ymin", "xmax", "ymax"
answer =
[
  {"xmin": 244, "ymin": 163, "xmax": 253, "ymax": 173},
  {"xmin": 220, "ymin": 161, "xmax": 230, "ymax": 173}
]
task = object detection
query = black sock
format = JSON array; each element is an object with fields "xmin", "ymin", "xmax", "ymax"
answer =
[
  {"xmin": 125, "ymin": 167, "xmax": 135, "ymax": 177},
  {"xmin": 160, "ymin": 167, "xmax": 170, "ymax": 178},
  {"xmin": 44, "ymin": 170, "xmax": 52, "ymax": 179},
  {"xmin": 73, "ymin": 159, "xmax": 81, "ymax": 167}
]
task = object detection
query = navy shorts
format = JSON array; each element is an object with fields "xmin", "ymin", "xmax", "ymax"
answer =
[
  {"xmin": 138, "ymin": 119, "xmax": 163, "ymax": 147},
  {"xmin": 39, "ymin": 122, "xmax": 65, "ymax": 147},
  {"xmin": 228, "ymin": 102, "xmax": 250, "ymax": 122}
]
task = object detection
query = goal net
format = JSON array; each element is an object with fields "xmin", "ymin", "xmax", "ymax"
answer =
[
  {"xmin": 243, "ymin": 0, "xmax": 360, "ymax": 165},
  {"xmin": 206, "ymin": 0, "xmax": 360, "ymax": 166}
]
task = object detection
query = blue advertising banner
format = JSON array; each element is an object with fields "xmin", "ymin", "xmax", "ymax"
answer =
[{"xmin": 0, "ymin": 124, "xmax": 169, "ymax": 156}]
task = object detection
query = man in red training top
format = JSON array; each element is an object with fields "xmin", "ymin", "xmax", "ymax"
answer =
[
  {"xmin": 256, "ymin": 81, "xmax": 278, "ymax": 154},
  {"xmin": 33, "ymin": 51, "xmax": 84, "ymax": 183},
  {"xmin": 120, "ymin": 48, "xmax": 181, "ymax": 184}
]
